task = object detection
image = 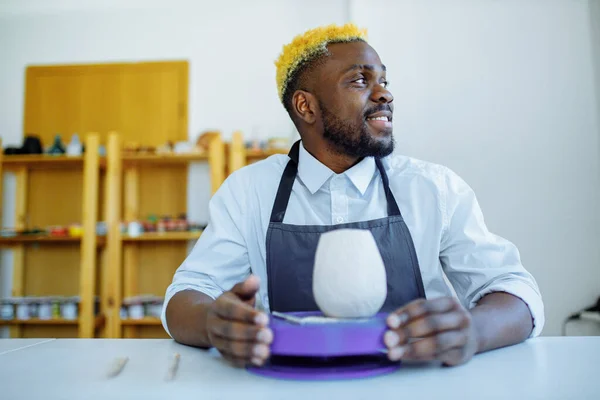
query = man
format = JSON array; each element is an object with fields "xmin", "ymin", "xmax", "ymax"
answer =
[{"xmin": 162, "ymin": 23, "xmax": 544, "ymax": 368}]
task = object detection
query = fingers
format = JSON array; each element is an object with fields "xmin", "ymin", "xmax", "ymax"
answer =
[
  {"xmin": 209, "ymin": 318, "xmax": 273, "ymax": 343},
  {"xmin": 387, "ymin": 330, "xmax": 469, "ymax": 362},
  {"xmin": 438, "ymin": 348, "xmax": 468, "ymax": 366},
  {"xmin": 385, "ymin": 298, "xmax": 469, "ymax": 347},
  {"xmin": 230, "ymin": 275, "xmax": 261, "ymax": 301},
  {"xmin": 211, "ymin": 335, "xmax": 271, "ymax": 366},
  {"xmin": 221, "ymin": 352, "xmax": 266, "ymax": 368},
  {"xmin": 384, "ymin": 297, "xmax": 476, "ymax": 365},
  {"xmin": 214, "ymin": 292, "xmax": 269, "ymax": 326},
  {"xmin": 387, "ymin": 297, "xmax": 460, "ymax": 329},
  {"xmin": 395, "ymin": 309, "xmax": 471, "ymax": 343},
  {"xmin": 208, "ymin": 278, "xmax": 272, "ymax": 368}
]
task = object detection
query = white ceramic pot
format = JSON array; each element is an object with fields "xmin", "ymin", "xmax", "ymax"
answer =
[{"xmin": 312, "ymin": 229, "xmax": 387, "ymax": 318}]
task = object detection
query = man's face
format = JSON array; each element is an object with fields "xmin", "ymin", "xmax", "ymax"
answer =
[{"xmin": 314, "ymin": 41, "xmax": 394, "ymax": 158}]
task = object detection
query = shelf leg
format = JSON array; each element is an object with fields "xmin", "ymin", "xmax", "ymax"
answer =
[
  {"xmin": 79, "ymin": 133, "xmax": 100, "ymax": 338},
  {"xmin": 10, "ymin": 167, "xmax": 28, "ymax": 338},
  {"xmin": 105, "ymin": 132, "xmax": 123, "ymax": 339}
]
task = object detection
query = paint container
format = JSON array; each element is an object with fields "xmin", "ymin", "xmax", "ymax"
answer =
[
  {"xmin": 16, "ymin": 298, "xmax": 30, "ymax": 320},
  {"xmin": 148, "ymin": 300, "xmax": 163, "ymax": 318},
  {"xmin": 38, "ymin": 298, "xmax": 52, "ymax": 320},
  {"xmin": 51, "ymin": 297, "xmax": 62, "ymax": 319},
  {"xmin": 0, "ymin": 298, "xmax": 14, "ymax": 320},
  {"xmin": 61, "ymin": 297, "xmax": 79, "ymax": 320},
  {"xmin": 28, "ymin": 298, "xmax": 39, "ymax": 319},
  {"xmin": 96, "ymin": 221, "xmax": 107, "ymax": 236},
  {"xmin": 157, "ymin": 218, "xmax": 167, "ymax": 233},
  {"xmin": 48, "ymin": 226, "xmax": 68, "ymax": 237},
  {"xmin": 0, "ymin": 228, "xmax": 17, "ymax": 238},
  {"xmin": 68, "ymin": 224, "xmax": 83, "ymax": 238},
  {"xmin": 127, "ymin": 221, "xmax": 143, "ymax": 237},
  {"xmin": 127, "ymin": 297, "xmax": 144, "ymax": 320}
]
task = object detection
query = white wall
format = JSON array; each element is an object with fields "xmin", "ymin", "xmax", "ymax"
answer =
[
  {"xmin": 352, "ymin": 0, "xmax": 600, "ymax": 336},
  {"xmin": 0, "ymin": 0, "xmax": 347, "ymax": 336},
  {"xmin": 1, "ymin": 0, "xmax": 599, "ymax": 337}
]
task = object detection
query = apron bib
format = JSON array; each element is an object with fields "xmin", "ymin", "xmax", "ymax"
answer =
[{"xmin": 265, "ymin": 140, "xmax": 425, "ymax": 313}]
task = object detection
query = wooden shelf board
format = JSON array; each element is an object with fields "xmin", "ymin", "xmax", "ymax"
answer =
[
  {"xmin": 1, "ymin": 155, "xmax": 90, "ymax": 170},
  {"xmin": 121, "ymin": 317, "xmax": 162, "ymax": 326},
  {"xmin": 0, "ymin": 235, "xmax": 106, "ymax": 246},
  {"xmin": 122, "ymin": 153, "xmax": 208, "ymax": 165},
  {"xmin": 0, "ymin": 315, "xmax": 105, "ymax": 327},
  {"xmin": 246, "ymin": 148, "xmax": 289, "ymax": 159},
  {"xmin": 1, "ymin": 318, "xmax": 76, "ymax": 325},
  {"xmin": 121, "ymin": 231, "xmax": 202, "ymax": 242}
]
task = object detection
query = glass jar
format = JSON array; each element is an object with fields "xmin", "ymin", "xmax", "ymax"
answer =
[
  {"xmin": 38, "ymin": 297, "xmax": 52, "ymax": 320},
  {"xmin": 61, "ymin": 297, "xmax": 78, "ymax": 320},
  {"xmin": 0, "ymin": 299, "xmax": 14, "ymax": 320},
  {"xmin": 15, "ymin": 298, "xmax": 30, "ymax": 320}
]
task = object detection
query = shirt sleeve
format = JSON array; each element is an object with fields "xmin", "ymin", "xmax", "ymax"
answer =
[
  {"xmin": 161, "ymin": 173, "xmax": 251, "ymax": 338},
  {"xmin": 438, "ymin": 167, "xmax": 545, "ymax": 338}
]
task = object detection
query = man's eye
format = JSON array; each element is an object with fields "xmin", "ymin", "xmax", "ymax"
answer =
[{"xmin": 353, "ymin": 78, "xmax": 366, "ymax": 84}]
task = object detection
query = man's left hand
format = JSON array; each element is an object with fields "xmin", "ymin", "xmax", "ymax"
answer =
[{"xmin": 384, "ymin": 297, "xmax": 480, "ymax": 366}]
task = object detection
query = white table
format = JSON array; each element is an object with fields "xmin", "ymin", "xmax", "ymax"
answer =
[
  {"xmin": 0, "ymin": 337, "xmax": 598, "ymax": 400},
  {"xmin": 0, "ymin": 338, "xmax": 55, "ymax": 355}
]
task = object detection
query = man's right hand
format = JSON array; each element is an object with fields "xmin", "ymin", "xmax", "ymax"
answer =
[{"xmin": 205, "ymin": 275, "xmax": 273, "ymax": 367}]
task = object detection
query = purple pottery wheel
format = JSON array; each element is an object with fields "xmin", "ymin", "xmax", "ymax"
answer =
[{"xmin": 247, "ymin": 311, "xmax": 401, "ymax": 380}]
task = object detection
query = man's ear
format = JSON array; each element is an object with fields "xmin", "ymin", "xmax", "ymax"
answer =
[{"xmin": 292, "ymin": 90, "xmax": 318, "ymax": 125}]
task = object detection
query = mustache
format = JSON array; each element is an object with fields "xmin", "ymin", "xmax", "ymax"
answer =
[{"xmin": 364, "ymin": 104, "xmax": 393, "ymax": 118}]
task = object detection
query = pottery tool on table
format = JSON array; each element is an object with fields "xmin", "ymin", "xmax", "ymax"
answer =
[
  {"xmin": 106, "ymin": 356, "xmax": 129, "ymax": 378},
  {"xmin": 165, "ymin": 353, "xmax": 181, "ymax": 381}
]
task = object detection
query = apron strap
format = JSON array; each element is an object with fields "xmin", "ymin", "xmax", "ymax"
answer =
[
  {"xmin": 269, "ymin": 140, "xmax": 402, "ymax": 222},
  {"xmin": 269, "ymin": 141, "xmax": 300, "ymax": 223},
  {"xmin": 375, "ymin": 158, "xmax": 401, "ymax": 217}
]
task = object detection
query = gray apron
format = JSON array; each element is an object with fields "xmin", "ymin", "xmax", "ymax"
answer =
[{"xmin": 266, "ymin": 140, "xmax": 426, "ymax": 313}]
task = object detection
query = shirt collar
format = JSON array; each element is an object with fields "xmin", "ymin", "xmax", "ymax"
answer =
[{"xmin": 297, "ymin": 141, "xmax": 377, "ymax": 195}]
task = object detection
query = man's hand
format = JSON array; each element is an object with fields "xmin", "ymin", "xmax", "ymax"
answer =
[
  {"xmin": 206, "ymin": 275, "xmax": 273, "ymax": 368},
  {"xmin": 384, "ymin": 297, "xmax": 480, "ymax": 366}
]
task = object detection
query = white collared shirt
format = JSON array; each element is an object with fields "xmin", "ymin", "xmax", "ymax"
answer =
[{"xmin": 161, "ymin": 142, "xmax": 544, "ymax": 337}]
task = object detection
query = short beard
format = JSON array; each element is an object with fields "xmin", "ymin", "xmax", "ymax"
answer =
[{"xmin": 319, "ymin": 102, "xmax": 395, "ymax": 159}]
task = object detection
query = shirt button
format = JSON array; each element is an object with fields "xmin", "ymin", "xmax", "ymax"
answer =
[{"xmin": 336, "ymin": 216, "xmax": 344, "ymax": 223}]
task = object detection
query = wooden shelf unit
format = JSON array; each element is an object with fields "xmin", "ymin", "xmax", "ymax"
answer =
[
  {"xmin": 104, "ymin": 132, "xmax": 225, "ymax": 339},
  {"xmin": 0, "ymin": 130, "xmax": 283, "ymax": 340},
  {"xmin": 120, "ymin": 317, "xmax": 162, "ymax": 326},
  {"xmin": 0, "ymin": 315, "xmax": 105, "ymax": 329},
  {"xmin": 0, "ymin": 134, "xmax": 103, "ymax": 339},
  {"xmin": 0, "ymin": 235, "xmax": 107, "ymax": 246},
  {"xmin": 227, "ymin": 131, "xmax": 290, "ymax": 174},
  {"xmin": 121, "ymin": 231, "xmax": 202, "ymax": 242},
  {"xmin": 1, "ymin": 155, "xmax": 88, "ymax": 170}
]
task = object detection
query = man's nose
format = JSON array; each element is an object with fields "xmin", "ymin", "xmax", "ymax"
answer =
[{"xmin": 370, "ymin": 85, "xmax": 394, "ymax": 104}]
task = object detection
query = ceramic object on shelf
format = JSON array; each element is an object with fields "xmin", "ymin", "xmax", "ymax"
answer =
[
  {"xmin": 127, "ymin": 221, "xmax": 143, "ymax": 237},
  {"xmin": 47, "ymin": 134, "xmax": 66, "ymax": 155},
  {"xmin": 66, "ymin": 133, "xmax": 83, "ymax": 156},
  {"xmin": 22, "ymin": 135, "xmax": 43, "ymax": 154}
]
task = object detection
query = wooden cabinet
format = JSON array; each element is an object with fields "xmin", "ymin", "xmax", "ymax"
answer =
[
  {"xmin": 1, "ymin": 60, "xmax": 289, "ymax": 339},
  {"xmin": 103, "ymin": 132, "xmax": 225, "ymax": 339},
  {"xmin": 0, "ymin": 134, "xmax": 104, "ymax": 338},
  {"xmin": 23, "ymin": 61, "xmax": 188, "ymax": 147}
]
